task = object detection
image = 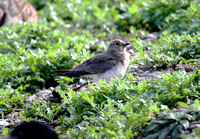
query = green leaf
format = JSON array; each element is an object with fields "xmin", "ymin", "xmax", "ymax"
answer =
[
  {"xmin": 178, "ymin": 102, "xmax": 189, "ymax": 108},
  {"xmin": 2, "ymin": 128, "xmax": 9, "ymax": 135},
  {"xmin": 143, "ymin": 124, "xmax": 160, "ymax": 135},
  {"xmin": 67, "ymin": 88, "xmax": 75, "ymax": 100},
  {"xmin": 171, "ymin": 124, "xmax": 182, "ymax": 138},
  {"xmin": 128, "ymin": 4, "xmax": 139, "ymax": 14},
  {"xmin": 81, "ymin": 91, "xmax": 90, "ymax": 102},
  {"xmin": 145, "ymin": 130, "xmax": 161, "ymax": 139},
  {"xmin": 180, "ymin": 120, "xmax": 189, "ymax": 130},
  {"xmin": 151, "ymin": 120, "xmax": 170, "ymax": 125},
  {"xmin": 194, "ymin": 99, "xmax": 200, "ymax": 109},
  {"xmin": 158, "ymin": 123, "xmax": 176, "ymax": 139},
  {"xmin": 137, "ymin": 80, "xmax": 147, "ymax": 91},
  {"xmin": 80, "ymin": 91, "xmax": 94, "ymax": 108}
]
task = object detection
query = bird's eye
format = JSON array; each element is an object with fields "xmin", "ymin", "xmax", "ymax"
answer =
[{"xmin": 115, "ymin": 42, "xmax": 120, "ymax": 46}]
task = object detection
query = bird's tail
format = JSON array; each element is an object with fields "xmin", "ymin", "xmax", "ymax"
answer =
[
  {"xmin": 51, "ymin": 70, "xmax": 91, "ymax": 77},
  {"xmin": 51, "ymin": 70, "xmax": 72, "ymax": 76}
]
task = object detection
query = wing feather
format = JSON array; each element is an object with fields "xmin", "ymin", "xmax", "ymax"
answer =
[
  {"xmin": 52, "ymin": 53, "xmax": 119, "ymax": 77},
  {"xmin": 71, "ymin": 53, "xmax": 118, "ymax": 74}
]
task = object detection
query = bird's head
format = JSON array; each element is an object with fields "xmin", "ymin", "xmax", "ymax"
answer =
[{"xmin": 107, "ymin": 39, "xmax": 130, "ymax": 52}]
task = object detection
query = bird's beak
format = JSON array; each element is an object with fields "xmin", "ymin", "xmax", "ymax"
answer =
[
  {"xmin": 125, "ymin": 43, "xmax": 130, "ymax": 46},
  {"xmin": 123, "ymin": 43, "xmax": 130, "ymax": 48}
]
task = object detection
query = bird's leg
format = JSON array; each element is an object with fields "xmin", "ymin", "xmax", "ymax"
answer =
[{"xmin": 73, "ymin": 81, "xmax": 90, "ymax": 91}]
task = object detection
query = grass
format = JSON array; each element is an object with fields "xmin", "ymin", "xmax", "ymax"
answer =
[{"xmin": 0, "ymin": 0, "xmax": 200, "ymax": 138}]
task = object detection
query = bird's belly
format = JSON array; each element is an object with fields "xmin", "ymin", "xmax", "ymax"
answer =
[{"xmin": 85, "ymin": 62, "xmax": 127, "ymax": 82}]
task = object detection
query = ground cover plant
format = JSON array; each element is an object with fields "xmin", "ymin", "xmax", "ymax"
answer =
[{"xmin": 0, "ymin": 0, "xmax": 200, "ymax": 138}]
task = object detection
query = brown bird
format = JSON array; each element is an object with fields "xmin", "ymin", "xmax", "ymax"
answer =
[
  {"xmin": 52, "ymin": 39, "xmax": 134, "ymax": 82},
  {"xmin": 0, "ymin": 0, "xmax": 38, "ymax": 26}
]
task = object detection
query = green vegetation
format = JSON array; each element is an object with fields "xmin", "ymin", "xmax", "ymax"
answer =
[{"xmin": 1, "ymin": 0, "xmax": 200, "ymax": 138}]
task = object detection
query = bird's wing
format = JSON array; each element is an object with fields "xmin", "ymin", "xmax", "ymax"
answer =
[
  {"xmin": 52, "ymin": 53, "xmax": 119, "ymax": 77},
  {"xmin": 73, "ymin": 53, "xmax": 118, "ymax": 74}
]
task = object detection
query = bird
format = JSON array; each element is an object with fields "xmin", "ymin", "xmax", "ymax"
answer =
[
  {"xmin": 7, "ymin": 121, "xmax": 58, "ymax": 139},
  {"xmin": 52, "ymin": 39, "xmax": 135, "ymax": 82},
  {"xmin": 0, "ymin": 0, "xmax": 38, "ymax": 26}
]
